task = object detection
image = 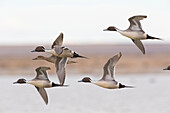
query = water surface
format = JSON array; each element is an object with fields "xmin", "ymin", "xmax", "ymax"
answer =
[{"xmin": 1, "ymin": 74, "xmax": 170, "ymax": 113}]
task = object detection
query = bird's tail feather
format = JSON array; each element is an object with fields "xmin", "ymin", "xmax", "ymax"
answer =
[{"xmin": 147, "ymin": 34, "xmax": 162, "ymax": 40}]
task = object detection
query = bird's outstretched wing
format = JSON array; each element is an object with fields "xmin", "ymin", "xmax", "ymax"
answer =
[
  {"xmin": 55, "ymin": 57, "xmax": 68, "ymax": 85},
  {"xmin": 131, "ymin": 39, "xmax": 145, "ymax": 54},
  {"xmin": 128, "ymin": 15, "xmax": 147, "ymax": 31},
  {"xmin": 54, "ymin": 46, "xmax": 64, "ymax": 55},
  {"xmin": 51, "ymin": 33, "xmax": 63, "ymax": 48},
  {"xmin": 34, "ymin": 67, "xmax": 50, "ymax": 81},
  {"xmin": 35, "ymin": 87, "xmax": 48, "ymax": 104},
  {"xmin": 46, "ymin": 55, "xmax": 57, "ymax": 63},
  {"xmin": 100, "ymin": 52, "xmax": 122, "ymax": 81}
]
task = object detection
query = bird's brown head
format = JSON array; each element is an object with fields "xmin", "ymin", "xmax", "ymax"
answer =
[
  {"xmin": 37, "ymin": 67, "xmax": 51, "ymax": 71},
  {"xmin": 78, "ymin": 77, "xmax": 91, "ymax": 83},
  {"xmin": 103, "ymin": 26, "xmax": 117, "ymax": 31},
  {"xmin": 31, "ymin": 46, "xmax": 45, "ymax": 52},
  {"xmin": 32, "ymin": 56, "xmax": 45, "ymax": 60},
  {"xmin": 13, "ymin": 78, "xmax": 26, "ymax": 84}
]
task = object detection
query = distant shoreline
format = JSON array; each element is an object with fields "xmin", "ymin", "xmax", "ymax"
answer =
[
  {"xmin": 0, "ymin": 44, "xmax": 169, "ymax": 75},
  {"xmin": 0, "ymin": 44, "xmax": 170, "ymax": 57}
]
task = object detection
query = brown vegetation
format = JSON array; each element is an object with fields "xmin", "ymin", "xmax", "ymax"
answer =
[{"xmin": 0, "ymin": 44, "xmax": 169, "ymax": 76}]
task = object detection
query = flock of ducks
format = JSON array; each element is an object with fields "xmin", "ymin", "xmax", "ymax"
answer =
[{"xmin": 13, "ymin": 15, "xmax": 168, "ymax": 105}]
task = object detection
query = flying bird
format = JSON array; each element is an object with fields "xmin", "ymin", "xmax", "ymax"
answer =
[
  {"xmin": 104, "ymin": 15, "xmax": 162, "ymax": 54},
  {"xmin": 13, "ymin": 67, "xmax": 67, "ymax": 104},
  {"xmin": 32, "ymin": 33, "xmax": 76, "ymax": 64},
  {"xmin": 78, "ymin": 52, "xmax": 133, "ymax": 89},
  {"xmin": 31, "ymin": 33, "xmax": 87, "ymax": 85}
]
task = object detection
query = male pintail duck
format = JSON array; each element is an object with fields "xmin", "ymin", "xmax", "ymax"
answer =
[
  {"xmin": 163, "ymin": 66, "xmax": 170, "ymax": 70},
  {"xmin": 78, "ymin": 52, "xmax": 133, "ymax": 89},
  {"xmin": 32, "ymin": 33, "xmax": 76, "ymax": 64},
  {"xmin": 31, "ymin": 32, "xmax": 87, "ymax": 58},
  {"xmin": 31, "ymin": 45, "xmax": 87, "ymax": 58},
  {"xmin": 104, "ymin": 15, "xmax": 162, "ymax": 54},
  {"xmin": 13, "ymin": 67, "xmax": 67, "ymax": 104},
  {"xmin": 32, "ymin": 33, "xmax": 83, "ymax": 86}
]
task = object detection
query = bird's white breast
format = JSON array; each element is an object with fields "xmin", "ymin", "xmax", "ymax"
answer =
[
  {"xmin": 27, "ymin": 80, "xmax": 52, "ymax": 88},
  {"xmin": 92, "ymin": 81, "xmax": 119, "ymax": 89},
  {"xmin": 118, "ymin": 30, "xmax": 146, "ymax": 40},
  {"xmin": 45, "ymin": 50, "xmax": 58, "ymax": 56},
  {"xmin": 46, "ymin": 49, "xmax": 73, "ymax": 57}
]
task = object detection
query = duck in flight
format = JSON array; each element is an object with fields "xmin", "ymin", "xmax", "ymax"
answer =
[
  {"xmin": 78, "ymin": 52, "xmax": 133, "ymax": 89},
  {"xmin": 104, "ymin": 15, "xmax": 162, "ymax": 54},
  {"xmin": 31, "ymin": 33, "xmax": 87, "ymax": 59},
  {"xmin": 32, "ymin": 33, "xmax": 76, "ymax": 64},
  {"xmin": 31, "ymin": 33, "xmax": 87, "ymax": 86},
  {"xmin": 31, "ymin": 45, "xmax": 87, "ymax": 58},
  {"xmin": 13, "ymin": 67, "xmax": 67, "ymax": 104}
]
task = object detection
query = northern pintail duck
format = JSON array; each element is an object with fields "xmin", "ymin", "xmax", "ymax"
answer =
[
  {"xmin": 31, "ymin": 33, "xmax": 87, "ymax": 86},
  {"xmin": 32, "ymin": 33, "xmax": 76, "ymax": 64},
  {"xmin": 104, "ymin": 15, "xmax": 162, "ymax": 54},
  {"xmin": 163, "ymin": 66, "xmax": 170, "ymax": 70},
  {"xmin": 13, "ymin": 67, "xmax": 67, "ymax": 104},
  {"xmin": 31, "ymin": 45, "xmax": 87, "ymax": 58},
  {"xmin": 31, "ymin": 32, "xmax": 87, "ymax": 59},
  {"xmin": 78, "ymin": 52, "xmax": 133, "ymax": 89}
]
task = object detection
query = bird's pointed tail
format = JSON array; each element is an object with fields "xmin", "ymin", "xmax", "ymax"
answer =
[
  {"xmin": 125, "ymin": 85, "xmax": 134, "ymax": 88},
  {"xmin": 72, "ymin": 52, "xmax": 88, "ymax": 59},
  {"xmin": 147, "ymin": 34, "xmax": 162, "ymax": 40},
  {"xmin": 125, "ymin": 86, "xmax": 135, "ymax": 88}
]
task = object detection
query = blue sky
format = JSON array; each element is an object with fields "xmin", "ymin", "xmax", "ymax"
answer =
[{"xmin": 0, "ymin": 0, "xmax": 170, "ymax": 45}]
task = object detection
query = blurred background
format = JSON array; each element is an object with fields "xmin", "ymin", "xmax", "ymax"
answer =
[{"xmin": 0, "ymin": 0, "xmax": 170, "ymax": 75}]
